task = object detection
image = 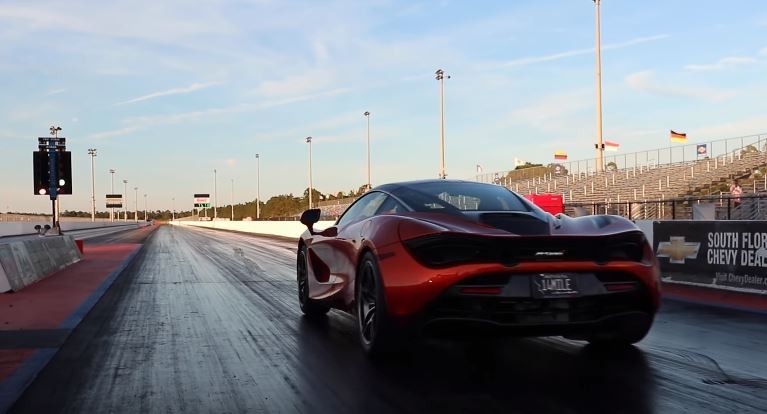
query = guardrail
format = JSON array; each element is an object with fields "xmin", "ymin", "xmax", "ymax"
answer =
[
  {"xmin": 477, "ymin": 132, "xmax": 767, "ymax": 183},
  {"xmin": 566, "ymin": 193, "xmax": 767, "ymax": 221},
  {"xmin": 0, "ymin": 221, "xmax": 139, "ymax": 238}
]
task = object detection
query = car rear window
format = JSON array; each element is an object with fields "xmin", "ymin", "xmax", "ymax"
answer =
[{"xmin": 392, "ymin": 182, "xmax": 531, "ymax": 212}]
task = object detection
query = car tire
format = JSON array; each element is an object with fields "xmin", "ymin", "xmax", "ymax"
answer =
[
  {"xmin": 356, "ymin": 252, "xmax": 402, "ymax": 356},
  {"xmin": 297, "ymin": 245, "xmax": 330, "ymax": 317},
  {"xmin": 586, "ymin": 313, "xmax": 653, "ymax": 347}
]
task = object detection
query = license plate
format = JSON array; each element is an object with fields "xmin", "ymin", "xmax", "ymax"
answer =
[{"xmin": 531, "ymin": 273, "xmax": 579, "ymax": 298}]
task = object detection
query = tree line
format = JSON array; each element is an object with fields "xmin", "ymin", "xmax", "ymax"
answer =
[{"xmin": 58, "ymin": 184, "xmax": 371, "ymax": 221}]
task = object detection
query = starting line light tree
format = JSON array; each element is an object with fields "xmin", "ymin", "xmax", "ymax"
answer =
[{"xmin": 33, "ymin": 126, "xmax": 72, "ymax": 231}]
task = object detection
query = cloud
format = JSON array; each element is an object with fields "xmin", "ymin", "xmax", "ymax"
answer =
[
  {"xmin": 506, "ymin": 89, "xmax": 592, "ymax": 132},
  {"xmin": 225, "ymin": 159, "xmax": 237, "ymax": 166},
  {"xmin": 502, "ymin": 34, "xmax": 669, "ymax": 67},
  {"xmin": 0, "ymin": 131, "xmax": 25, "ymax": 140},
  {"xmin": 690, "ymin": 116, "xmax": 767, "ymax": 140},
  {"xmin": 116, "ymin": 81, "xmax": 220, "ymax": 105},
  {"xmin": 622, "ymin": 129, "xmax": 664, "ymax": 138},
  {"xmin": 47, "ymin": 88, "xmax": 67, "ymax": 96},
  {"xmin": 685, "ymin": 56, "xmax": 758, "ymax": 71},
  {"xmin": 0, "ymin": 2, "xmax": 236, "ymax": 45},
  {"xmin": 123, "ymin": 87, "xmax": 350, "ymax": 128},
  {"xmin": 251, "ymin": 110, "xmax": 378, "ymax": 145},
  {"xmin": 86, "ymin": 126, "xmax": 138, "ymax": 140},
  {"xmin": 89, "ymin": 87, "xmax": 352, "ymax": 143},
  {"xmin": 760, "ymin": 48, "xmax": 767, "ymax": 56},
  {"xmin": 625, "ymin": 70, "xmax": 736, "ymax": 102},
  {"xmin": 253, "ymin": 70, "xmax": 337, "ymax": 98}
]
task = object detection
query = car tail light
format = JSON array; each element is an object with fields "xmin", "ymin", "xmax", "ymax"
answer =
[
  {"xmin": 594, "ymin": 232, "xmax": 646, "ymax": 264},
  {"xmin": 642, "ymin": 240, "xmax": 655, "ymax": 265},
  {"xmin": 404, "ymin": 230, "xmax": 650, "ymax": 268},
  {"xmin": 404, "ymin": 234, "xmax": 501, "ymax": 268},
  {"xmin": 397, "ymin": 218, "xmax": 448, "ymax": 241}
]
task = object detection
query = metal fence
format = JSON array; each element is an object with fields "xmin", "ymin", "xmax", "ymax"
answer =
[
  {"xmin": 565, "ymin": 193, "xmax": 767, "ymax": 221},
  {"xmin": 476, "ymin": 132, "xmax": 767, "ymax": 183}
]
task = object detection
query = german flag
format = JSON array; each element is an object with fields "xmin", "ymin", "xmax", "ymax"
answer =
[
  {"xmin": 554, "ymin": 151, "xmax": 567, "ymax": 161},
  {"xmin": 670, "ymin": 130, "xmax": 687, "ymax": 143}
]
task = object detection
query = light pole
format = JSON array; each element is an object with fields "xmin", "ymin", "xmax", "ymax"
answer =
[
  {"xmin": 594, "ymin": 0, "xmax": 605, "ymax": 173},
  {"xmin": 306, "ymin": 137, "xmax": 313, "ymax": 209},
  {"xmin": 230, "ymin": 179, "xmax": 235, "ymax": 220},
  {"xmin": 122, "ymin": 180, "xmax": 128, "ymax": 221},
  {"xmin": 134, "ymin": 187, "xmax": 138, "ymax": 222},
  {"xmin": 87, "ymin": 148, "xmax": 97, "ymax": 221},
  {"xmin": 109, "ymin": 169, "xmax": 116, "ymax": 222},
  {"xmin": 364, "ymin": 111, "xmax": 371, "ymax": 191},
  {"xmin": 435, "ymin": 69, "xmax": 450, "ymax": 179},
  {"xmin": 144, "ymin": 193, "xmax": 147, "ymax": 221},
  {"xmin": 213, "ymin": 169, "xmax": 218, "ymax": 220},
  {"xmin": 172, "ymin": 197, "xmax": 176, "ymax": 221},
  {"xmin": 255, "ymin": 153, "xmax": 260, "ymax": 219}
]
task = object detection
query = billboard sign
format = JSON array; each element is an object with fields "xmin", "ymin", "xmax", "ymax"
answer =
[
  {"xmin": 106, "ymin": 194, "xmax": 123, "ymax": 208},
  {"xmin": 194, "ymin": 193, "xmax": 211, "ymax": 208},
  {"xmin": 654, "ymin": 221, "xmax": 767, "ymax": 292}
]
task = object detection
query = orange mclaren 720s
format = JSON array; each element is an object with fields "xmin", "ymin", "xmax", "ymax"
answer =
[{"xmin": 296, "ymin": 179, "xmax": 661, "ymax": 355}]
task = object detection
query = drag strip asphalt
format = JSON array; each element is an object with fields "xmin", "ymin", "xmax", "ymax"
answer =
[{"xmin": 10, "ymin": 225, "xmax": 767, "ymax": 413}]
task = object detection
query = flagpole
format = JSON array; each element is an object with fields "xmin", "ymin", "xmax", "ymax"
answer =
[{"xmin": 594, "ymin": 0, "xmax": 605, "ymax": 173}]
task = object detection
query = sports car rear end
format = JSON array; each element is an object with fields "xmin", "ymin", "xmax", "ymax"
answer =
[{"xmin": 374, "ymin": 212, "xmax": 660, "ymax": 343}]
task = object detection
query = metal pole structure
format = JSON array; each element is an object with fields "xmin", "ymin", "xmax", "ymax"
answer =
[
  {"xmin": 144, "ymin": 194, "xmax": 147, "ymax": 221},
  {"xmin": 306, "ymin": 137, "xmax": 313, "ymax": 209},
  {"xmin": 213, "ymin": 169, "xmax": 218, "ymax": 220},
  {"xmin": 255, "ymin": 153, "xmax": 261, "ymax": 219},
  {"xmin": 109, "ymin": 169, "xmax": 115, "ymax": 222},
  {"xmin": 435, "ymin": 69, "xmax": 449, "ymax": 179},
  {"xmin": 51, "ymin": 126, "xmax": 62, "ymax": 232},
  {"xmin": 42, "ymin": 126, "xmax": 63, "ymax": 232},
  {"xmin": 123, "ymin": 180, "xmax": 128, "ymax": 221},
  {"xmin": 134, "ymin": 187, "xmax": 138, "ymax": 222},
  {"xmin": 364, "ymin": 111, "xmax": 371, "ymax": 190},
  {"xmin": 594, "ymin": 0, "xmax": 605, "ymax": 173},
  {"xmin": 88, "ymin": 148, "xmax": 97, "ymax": 221},
  {"xmin": 231, "ymin": 179, "xmax": 234, "ymax": 220},
  {"xmin": 172, "ymin": 197, "xmax": 176, "ymax": 221}
]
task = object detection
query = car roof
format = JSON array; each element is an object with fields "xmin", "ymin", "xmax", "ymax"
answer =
[{"xmin": 374, "ymin": 179, "xmax": 496, "ymax": 193}]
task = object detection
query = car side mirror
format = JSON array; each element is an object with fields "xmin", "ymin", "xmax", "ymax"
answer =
[
  {"xmin": 300, "ymin": 208, "xmax": 322, "ymax": 233},
  {"xmin": 319, "ymin": 226, "xmax": 338, "ymax": 237}
]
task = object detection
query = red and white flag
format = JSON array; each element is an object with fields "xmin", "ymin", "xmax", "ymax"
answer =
[{"xmin": 605, "ymin": 140, "xmax": 619, "ymax": 152}]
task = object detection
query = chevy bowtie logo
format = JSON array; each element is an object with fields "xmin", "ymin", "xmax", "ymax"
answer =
[{"xmin": 656, "ymin": 236, "xmax": 700, "ymax": 264}]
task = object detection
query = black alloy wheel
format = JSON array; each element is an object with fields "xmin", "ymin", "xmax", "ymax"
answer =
[
  {"xmin": 357, "ymin": 259, "xmax": 378, "ymax": 346},
  {"xmin": 297, "ymin": 245, "xmax": 329, "ymax": 317},
  {"xmin": 356, "ymin": 252, "xmax": 401, "ymax": 356}
]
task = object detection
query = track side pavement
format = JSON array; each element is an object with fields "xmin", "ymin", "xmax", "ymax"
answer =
[{"xmin": 0, "ymin": 225, "xmax": 157, "ymax": 412}]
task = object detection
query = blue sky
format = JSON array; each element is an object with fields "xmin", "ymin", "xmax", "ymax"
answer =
[{"xmin": 1, "ymin": 0, "xmax": 766, "ymax": 213}]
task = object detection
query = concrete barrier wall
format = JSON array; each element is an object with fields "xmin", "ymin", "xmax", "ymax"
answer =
[
  {"xmin": 0, "ymin": 221, "xmax": 138, "ymax": 238},
  {"xmin": 170, "ymin": 220, "xmax": 336, "ymax": 239},
  {"xmin": 0, "ymin": 235, "xmax": 82, "ymax": 293},
  {"xmin": 177, "ymin": 219, "xmax": 657, "ymax": 244},
  {"xmin": 0, "ymin": 263, "xmax": 9, "ymax": 292},
  {"xmin": 633, "ymin": 220, "xmax": 654, "ymax": 247}
]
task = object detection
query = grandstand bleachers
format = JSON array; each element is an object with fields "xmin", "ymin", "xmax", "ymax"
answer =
[{"xmin": 312, "ymin": 133, "xmax": 767, "ymax": 221}]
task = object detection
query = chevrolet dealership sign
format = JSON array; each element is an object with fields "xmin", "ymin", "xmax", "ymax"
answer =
[{"xmin": 654, "ymin": 222, "xmax": 767, "ymax": 291}]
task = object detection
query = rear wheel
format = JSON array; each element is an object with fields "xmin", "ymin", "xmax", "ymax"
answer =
[
  {"xmin": 356, "ymin": 252, "xmax": 402, "ymax": 356},
  {"xmin": 297, "ymin": 245, "xmax": 330, "ymax": 317}
]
